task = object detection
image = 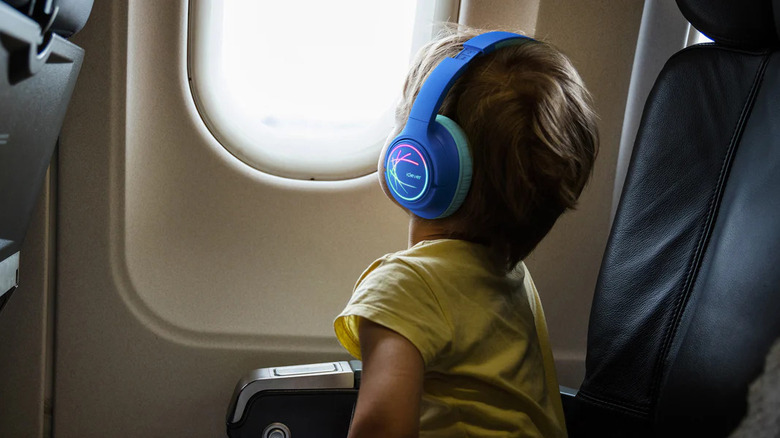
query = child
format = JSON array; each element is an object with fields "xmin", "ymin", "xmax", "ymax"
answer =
[{"xmin": 334, "ymin": 26, "xmax": 598, "ymax": 437}]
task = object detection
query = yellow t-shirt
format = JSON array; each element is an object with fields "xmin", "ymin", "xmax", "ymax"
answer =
[{"xmin": 334, "ymin": 239, "xmax": 566, "ymax": 437}]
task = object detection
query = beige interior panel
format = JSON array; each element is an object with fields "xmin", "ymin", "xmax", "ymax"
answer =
[
  {"xmin": 526, "ymin": 0, "xmax": 644, "ymax": 385},
  {"xmin": 122, "ymin": 1, "xmax": 409, "ymax": 347},
  {"xmin": 460, "ymin": 0, "xmax": 540, "ymax": 35}
]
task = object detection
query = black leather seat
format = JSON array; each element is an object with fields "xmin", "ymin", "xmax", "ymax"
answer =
[
  {"xmin": 566, "ymin": 0, "xmax": 780, "ymax": 436},
  {"xmin": 227, "ymin": 1, "xmax": 780, "ymax": 436}
]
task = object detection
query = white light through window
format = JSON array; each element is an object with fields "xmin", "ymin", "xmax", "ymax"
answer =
[
  {"xmin": 222, "ymin": 1, "xmax": 413, "ymax": 137},
  {"xmin": 189, "ymin": 0, "xmax": 452, "ymax": 181}
]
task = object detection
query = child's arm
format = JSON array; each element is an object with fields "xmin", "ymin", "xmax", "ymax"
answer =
[{"xmin": 348, "ymin": 318, "xmax": 425, "ymax": 438}]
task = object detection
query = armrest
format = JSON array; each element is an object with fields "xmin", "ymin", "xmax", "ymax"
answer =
[
  {"xmin": 226, "ymin": 360, "xmax": 362, "ymax": 438},
  {"xmin": 227, "ymin": 365, "xmax": 586, "ymax": 437}
]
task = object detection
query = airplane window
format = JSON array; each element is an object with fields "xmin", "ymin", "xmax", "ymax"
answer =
[{"xmin": 189, "ymin": 0, "xmax": 455, "ymax": 181}]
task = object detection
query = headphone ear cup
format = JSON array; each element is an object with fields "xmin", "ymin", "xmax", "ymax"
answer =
[{"xmin": 433, "ymin": 115, "xmax": 472, "ymax": 218}]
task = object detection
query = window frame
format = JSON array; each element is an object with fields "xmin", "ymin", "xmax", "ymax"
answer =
[{"xmin": 187, "ymin": 0, "xmax": 460, "ymax": 181}]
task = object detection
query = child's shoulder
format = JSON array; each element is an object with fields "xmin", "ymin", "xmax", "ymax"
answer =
[
  {"xmin": 386, "ymin": 239, "xmax": 486, "ymax": 267},
  {"xmin": 362, "ymin": 239, "xmax": 480, "ymax": 279},
  {"xmin": 380, "ymin": 238, "xmax": 507, "ymax": 280}
]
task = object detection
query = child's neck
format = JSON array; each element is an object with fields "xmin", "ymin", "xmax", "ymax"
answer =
[{"xmin": 408, "ymin": 215, "xmax": 459, "ymax": 248}]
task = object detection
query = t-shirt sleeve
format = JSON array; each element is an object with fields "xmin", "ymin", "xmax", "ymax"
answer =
[{"xmin": 333, "ymin": 257, "xmax": 451, "ymax": 366}]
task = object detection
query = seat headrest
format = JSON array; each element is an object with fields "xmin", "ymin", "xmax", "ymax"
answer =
[{"xmin": 676, "ymin": 0, "xmax": 780, "ymax": 49}]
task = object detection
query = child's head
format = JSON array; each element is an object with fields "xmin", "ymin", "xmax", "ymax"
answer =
[{"xmin": 379, "ymin": 26, "xmax": 599, "ymax": 270}]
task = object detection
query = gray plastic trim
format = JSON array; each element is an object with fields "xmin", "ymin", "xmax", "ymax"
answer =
[
  {"xmin": 0, "ymin": 251, "xmax": 19, "ymax": 298},
  {"xmin": 228, "ymin": 361, "xmax": 357, "ymax": 424},
  {"xmin": 559, "ymin": 385, "xmax": 579, "ymax": 398}
]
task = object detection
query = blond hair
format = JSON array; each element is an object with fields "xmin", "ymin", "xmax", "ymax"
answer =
[{"xmin": 397, "ymin": 26, "xmax": 599, "ymax": 270}]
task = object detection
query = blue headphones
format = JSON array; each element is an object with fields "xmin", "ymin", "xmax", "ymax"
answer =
[{"xmin": 383, "ymin": 31, "xmax": 532, "ymax": 219}]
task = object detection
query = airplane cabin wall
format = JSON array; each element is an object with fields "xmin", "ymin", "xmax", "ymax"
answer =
[
  {"xmin": 0, "ymin": 1, "xmax": 644, "ymax": 437},
  {"xmin": 459, "ymin": 0, "xmax": 541, "ymax": 35},
  {"xmin": 526, "ymin": 0, "xmax": 644, "ymax": 385}
]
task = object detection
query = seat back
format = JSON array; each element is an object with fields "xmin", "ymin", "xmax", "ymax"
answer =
[
  {"xmin": 0, "ymin": 0, "xmax": 92, "ymax": 310},
  {"xmin": 571, "ymin": 0, "xmax": 780, "ymax": 436}
]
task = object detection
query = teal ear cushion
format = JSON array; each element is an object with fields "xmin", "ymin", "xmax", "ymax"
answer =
[{"xmin": 435, "ymin": 114, "xmax": 473, "ymax": 218}]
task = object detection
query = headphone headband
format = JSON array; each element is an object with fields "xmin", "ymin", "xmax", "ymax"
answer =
[
  {"xmin": 384, "ymin": 31, "xmax": 533, "ymax": 219},
  {"xmin": 407, "ymin": 31, "xmax": 532, "ymax": 127}
]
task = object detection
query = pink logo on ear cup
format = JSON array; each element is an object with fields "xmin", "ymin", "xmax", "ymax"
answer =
[{"xmin": 386, "ymin": 143, "xmax": 429, "ymax": 202}]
